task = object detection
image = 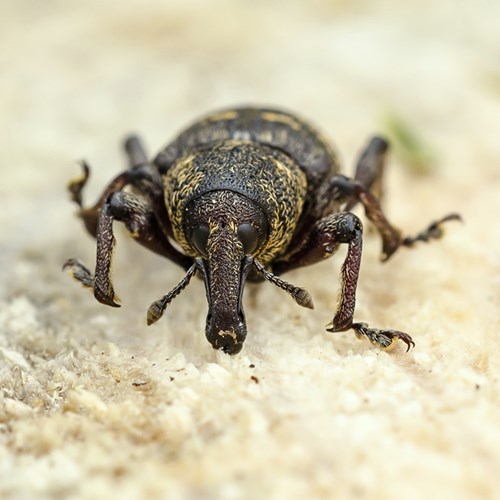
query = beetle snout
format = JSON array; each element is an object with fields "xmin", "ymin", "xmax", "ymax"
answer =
[{"xmin": 206, "ymin": 313, "xmax": 246, "ymax": 355}]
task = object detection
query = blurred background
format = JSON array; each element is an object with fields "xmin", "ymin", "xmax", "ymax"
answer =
[
  {"xmin": 2, "ymin": 0, "xmax": 499, "ymax": 277},
  {"xmin": 2, "ymin": 0, "xmax": 499, "ymax": 258},
  {"xmin": 1, "ymin": 0, "xmax": 499, "ymax": 498}
]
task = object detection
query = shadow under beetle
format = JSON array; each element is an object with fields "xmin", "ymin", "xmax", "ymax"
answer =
[{"xmin": 64, "ymin": 107, "xmax": 460, "ymax": 354}]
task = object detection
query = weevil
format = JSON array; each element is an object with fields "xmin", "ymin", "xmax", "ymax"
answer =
[{"xmin": 64, "ymin": 107, "xmax": 460, "ymax": 354}]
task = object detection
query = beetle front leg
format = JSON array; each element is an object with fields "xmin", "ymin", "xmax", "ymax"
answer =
[
  {"xmin": 65, "ymin": 191, "xmax": 192, "ymax": 307},
  {"xmin": 64, "ymin": 195, "xmax": 121, "ymax": 307},
  {"xmin": 63, "ymin": 198, "xmax": 120, "ymax": 306},
  {"xmin": 275, "ymin": 212, "xmax": 415, "ymax": 351},
  {"xmin": 104, "ymin": 191, "xmax": 189, "ymax": 268}
]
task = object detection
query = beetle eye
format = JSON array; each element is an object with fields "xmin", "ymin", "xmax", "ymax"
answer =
[
  {"xmin": 237, "ymin": 223, "xmax": 260, "ymax": 254},
  {"xmin": 191, "ymin": 225, "xmax": 210, "ymax": 256}
]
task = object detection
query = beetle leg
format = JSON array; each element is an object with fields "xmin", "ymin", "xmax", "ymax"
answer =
[
  {"xmin": 321, "ymin": 175, "xmax": 402, "ymax": 259},
  {"xmin": 67, "ymin": 161, "xmax": 132, "ymax": 238},
  {"xmin": 401, "ymin": 213, "xmax": 462, "ymax": 247},
  {"xmin": 344, "ymin": 322, "xmax": 415, "ymax": 352},
  {"xmin": 63, "ymin": 258, "xmax": 94, "ymax": 289},
  {"xmin": 95, "ymin": 191, "xmax": 194, "ymax": 306},
  {"xmin": 68, "ymin": 135, "xmax": 157, "ymax": 238},
  {"xmin": 323, "ymin": 175, "xmax": 459, "ymax": 261},
  {"xmin": 123, "ymin": 135, "xmax": 148, "ymax": 167},
  {"xmin": 63, "ymin": 203, "xmax": 121, "ymax": 307},
  {"xmin": 91, "ymin": 199, "xmax": 120, "ymax": 306},
  {"xmin": 345, "ymin": 136, "xmax": 388, "ymax": 210},
  {"xmin": 311, "ymin": 213, "xmax": 363, "ymax": 332},
  {"xmin": 105, "ymin": 191, "xmax": 189, "ymax": 267},
  {"xmin": 274, "ymin": 212, "xmax": 415, "ymax": 351},
  {"xmin": 68, "ymin": 134, "xmax": 189, "ymax": 268},
  {"xmin": 274, "ymin": 212, "xmax": 360, "ymax": 274},
  {"xmin": 65, "ymin": 191, "xmax": 192, "ymax": 307}
]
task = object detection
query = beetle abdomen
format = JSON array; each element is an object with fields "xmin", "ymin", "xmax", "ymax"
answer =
[{"xmin": 164, "ymin": 140, "xmax": 307, "ymax": 263}]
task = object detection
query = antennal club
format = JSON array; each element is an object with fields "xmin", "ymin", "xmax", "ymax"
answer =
[
  {"xmin": 147, "ymin": 263, "xmax": 197, "ymax": 325},
  {"xmin": 253, "ymin": 260, "xmax": 314, "ymax": 310}
]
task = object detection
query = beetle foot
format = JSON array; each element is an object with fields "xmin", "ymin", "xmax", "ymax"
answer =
[
  {"xmin": 326, "ymin": 320, "xmax": 415, "ymax": 352},
  {"xmin": 351, "ymin": 322, "xmax": 415, "ymax": 352},
  {"xmin": 63, "ymin": 258, "xmax": 121, "ymax": 307},
  {"xmin": 380, "ymin": 232, "xmax": 403, "ymax": 261},
  {"xmin": 63, "ymin": 258, "xmax": 94, "ymax": 289},
  {"xmin": 400, "ymin": 213, "xmax": 462, "ymax": 250},
  {"xmin": 68, "ymin": 161, "xmax": 91, "ymax": 207}
]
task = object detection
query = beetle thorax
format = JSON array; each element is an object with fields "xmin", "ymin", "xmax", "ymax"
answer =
[{"xmin": 163, "ymin": 141, "xmax": 308, "ymax": 264}]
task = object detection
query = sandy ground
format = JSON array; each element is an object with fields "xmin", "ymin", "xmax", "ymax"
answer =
[{"xmin": 1, "ymin": 0, "xmax": 499, "ymax": 498}]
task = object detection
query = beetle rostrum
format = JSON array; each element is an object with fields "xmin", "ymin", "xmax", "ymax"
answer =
[
  {"xmin": 185, "ymin": 190, "xmax": 269, "ymax": 354},
  {"xmin": 64, "ymin": 107, "xmax": 460, "ymax": 354}
]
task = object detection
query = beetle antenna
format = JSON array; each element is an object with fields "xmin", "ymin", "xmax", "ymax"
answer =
[
  {"xmin": 253, "ymin": 260, "xmax": 314, "ymax": 309},
  {"xmin": 146, "ymin": 263, "xmax": 197, "ymax": 325}
]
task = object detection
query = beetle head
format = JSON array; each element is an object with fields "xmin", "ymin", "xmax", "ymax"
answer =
[{"xmin": 186, "ymin": 191, "xmax": 268, "ymax": 354}]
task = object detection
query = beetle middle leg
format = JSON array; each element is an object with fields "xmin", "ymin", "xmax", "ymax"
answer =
[
  {"xmin": 344, "ymin": 137, "xmax": 461, "ymax": 258},
  {"xmin": 274, "ymin": 212, "xmax": 415, "ymax": 351},
  {"xmin": 67, "ymin": 135, "xmax": 162, "ymax": 238},
  {"xmin": 322, "ymin": 174, "xmax": 460, "ymax": 261},
  {"xmin": 67, "ymin": 135, "xmax": 189, "ymax": 264}
]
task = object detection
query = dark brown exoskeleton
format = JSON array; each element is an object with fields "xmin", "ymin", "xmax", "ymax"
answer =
[{"xmin": 64, "ymin": 108, "xmax": 460, "ymax": 354}]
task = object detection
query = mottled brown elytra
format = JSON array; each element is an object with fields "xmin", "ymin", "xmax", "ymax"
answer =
[{"xmin": 64, "ymin": 107, "xmax": 460, "ymax": 354}]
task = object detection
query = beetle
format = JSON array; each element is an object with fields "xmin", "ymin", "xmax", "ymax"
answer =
[{"xmin": 64, "ymin": 107, "xmax": 460, "ymax": 354}]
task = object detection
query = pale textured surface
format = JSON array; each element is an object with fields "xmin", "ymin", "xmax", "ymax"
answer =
[{"xmin": 1, "ymin": 1, "xmax": 499, "ymax": 499}]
